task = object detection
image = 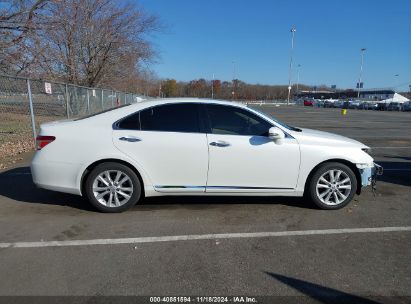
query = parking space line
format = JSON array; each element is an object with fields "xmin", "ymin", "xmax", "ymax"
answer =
[{"xmin": 0, "ymin": 226, "xmax": 410, "ymax": 249}]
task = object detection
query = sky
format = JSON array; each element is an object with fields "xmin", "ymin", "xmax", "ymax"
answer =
[{"xmin": 138, "ymin": 0, "xmax": 411, "ymax": 91}]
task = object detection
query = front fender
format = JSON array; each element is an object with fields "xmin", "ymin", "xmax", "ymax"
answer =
[{"xmin": 296, "ymin": 144, "xmax": 374, "ymax": 193}]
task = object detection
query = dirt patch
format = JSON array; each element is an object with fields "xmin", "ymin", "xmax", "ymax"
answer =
[{"xmin": 0, "ymin": 112, "xmax": 59, "ymax": 170}]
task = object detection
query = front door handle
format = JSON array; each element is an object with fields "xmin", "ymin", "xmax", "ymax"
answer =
[
  {"xmin": 119, "ymin": 136, "xmax": 141, "ymax": 142},
  {"xmin": 210, "ymin": 140, "xmax": 230, "ymax": 147}
]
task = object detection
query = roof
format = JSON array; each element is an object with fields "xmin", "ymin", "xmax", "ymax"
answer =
[
  {"xmin": 92, "ymin": 98, "xmax": 249, "ymax": 122},
  {"xmin": 131, "ymin": 97, "xmax": 247, "ymax": 110}
]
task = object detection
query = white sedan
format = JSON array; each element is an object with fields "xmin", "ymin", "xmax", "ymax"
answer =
[{"xmin": 31, "ymin": 99, "xmax": 382, "ymax": 212}]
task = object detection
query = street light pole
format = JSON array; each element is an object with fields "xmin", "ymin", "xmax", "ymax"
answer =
[
  {"xmin": 357, "ymin": 48, "xmax": 366, "ymax": 99},
  {"xmin": 287, "ymin": 27, "xmax": 296, "ymax": 105},
  {"xmin": 296, "ymin": 64, "xmax": 301, "ymax": 95},
  {"xmin": 394, "ymin": 74, "xmax": 399, "ymax": 88}
]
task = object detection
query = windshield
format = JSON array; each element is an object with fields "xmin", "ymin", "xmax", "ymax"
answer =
[{"xmin": 250, "ymin": 107, "xmax": 300, "ymax": 131}]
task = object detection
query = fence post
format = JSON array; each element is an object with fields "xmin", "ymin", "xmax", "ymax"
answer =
[
  {"xmin": 87, "ymin": 89, "xmax": 90, "ymax": 114},
  {"xmin": 65, "ymin": 84, "xmax": 70, "ymax": 119},
  {"xmin": 111, "ymin": 90, "xmax": 114, "ymax": 107},
  {"xmin": 26, "ymin": 79, "xmax": 37, "ymax": 146},
  {"xmin": 101, "ymin": 89, "xmax": 104, "ymax": 110}
]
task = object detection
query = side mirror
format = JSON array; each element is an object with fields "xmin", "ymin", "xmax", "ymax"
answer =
[{"xmin": 268, "ymin": 127, "xmax": 285, "ymax": 141}]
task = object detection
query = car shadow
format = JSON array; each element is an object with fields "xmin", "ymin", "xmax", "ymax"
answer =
[
  {"xmin": 0, "ymin": 166, "xmax": 94, "ymax": 211},
  {"xmin": 375, "ymin": 161, "xmax": 411, "ymax": 187},
  {"xmin": 0, "ymin": 166, "xmax": 314, "ymax": 211},
  {"xmin": 264, "ymin": 272, "xmax": 381, "ymax": 304},
  {"xmin": 140, "ymin": 195, "xmax": 313, "ymax": 211},
  {"xmin": 382, "ymin": 156, "xmax": 411, "ymax": 162}
]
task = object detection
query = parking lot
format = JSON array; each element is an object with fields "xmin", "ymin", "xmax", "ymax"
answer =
[{"xmin": 0, "ymin": 106, "xmax": 410, "ymax": 302}]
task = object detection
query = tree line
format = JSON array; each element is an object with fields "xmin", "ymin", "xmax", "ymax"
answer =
[{"xmin": 160, "ymin": 78, "xmax": 317, "ymax": 101}]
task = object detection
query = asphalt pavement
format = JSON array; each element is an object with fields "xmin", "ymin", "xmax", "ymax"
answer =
[{"xmin": 0, "ymin": 106, "xmax": 410, "ymax": 303}]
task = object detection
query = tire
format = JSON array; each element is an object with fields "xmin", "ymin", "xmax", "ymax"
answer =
[
  {"xmin": 307, "ymin": 162, "xmax": 357, "ymax": 210},
  {"xmin": 85, "ymin": 162, "xmax": 142, "ymax": 213}
]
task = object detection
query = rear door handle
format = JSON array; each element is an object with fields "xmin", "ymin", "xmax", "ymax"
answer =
[
  {"xmin": 210, "ymin": 140, "xmax": 230, "ymax": 147},
  {"xmin": 119, "ymin": 136, "xmax": 141, "ymax": 142}
]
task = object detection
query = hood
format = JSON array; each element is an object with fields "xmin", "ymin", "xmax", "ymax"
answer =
[{"xmin": 291, "ymin": 128, "xmax": 368, "ymax": 148}]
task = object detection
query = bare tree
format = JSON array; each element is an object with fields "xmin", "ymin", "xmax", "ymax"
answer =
[
  {"xmin": 29, "ymin": 0, "xmax": 160, "ymax": 88},
  {"xmin": 0, "ymin": 0, "xmax": 49, "ymax": 74}
]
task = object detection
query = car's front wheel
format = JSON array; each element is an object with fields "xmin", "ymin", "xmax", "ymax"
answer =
[
  {"xmin": 85, "ymin": 162, "xmax": 142, "ymax": 212},
  {"xmin": 308, "ymin": 162, "xmax": 357, "ymax": 210}
]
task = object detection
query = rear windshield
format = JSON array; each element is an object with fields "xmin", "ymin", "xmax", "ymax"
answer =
[{"xmin": 75, "ymin": 104, "xmax": 131, "ymax": 121}]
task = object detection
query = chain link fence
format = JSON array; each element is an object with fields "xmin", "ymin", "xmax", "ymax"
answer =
[{"xmin": 0, "ymin": 74, "xmax": 147, "ymax": 167}]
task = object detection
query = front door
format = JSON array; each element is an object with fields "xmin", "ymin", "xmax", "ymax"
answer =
[{"xmin": 204, "ymin": 104, "xmax": 300, "ymax": 193}]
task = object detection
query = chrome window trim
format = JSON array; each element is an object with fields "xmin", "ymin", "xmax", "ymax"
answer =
[{"xmin": 112, "ymin": 101, "xmax": 295, "ymax": 139}]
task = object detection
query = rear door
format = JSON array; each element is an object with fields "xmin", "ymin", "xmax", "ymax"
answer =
[
  {"xmin": 204, "ymin": 104, "xmax": 300, "ymax": 193},
  {"xmin": 113, "ymin": 103, "xmax": 208, "ymax": 192}
]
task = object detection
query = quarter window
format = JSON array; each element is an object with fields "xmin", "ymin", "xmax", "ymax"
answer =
[
  {"xmin": 117, "ymin": 112, "xmax": 140, "ymax": 130},
  {"xmin": 205, "ymin": 104, "xmax": 272, "ymax": 136}
]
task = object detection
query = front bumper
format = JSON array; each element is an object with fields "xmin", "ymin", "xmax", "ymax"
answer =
[{"xmin": 358, "ymin": 162, "xmax": 383, "ymax": 187}]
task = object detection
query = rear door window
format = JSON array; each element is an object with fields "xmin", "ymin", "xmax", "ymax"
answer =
[{"xmin": 118, "ymin": 103, "xmax": 201, "ymax": 133}]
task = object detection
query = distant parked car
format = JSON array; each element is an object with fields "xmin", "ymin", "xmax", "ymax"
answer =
[
  {"xmin": 402, "ymin": 102, "xmax": 411, "ymax": 112},
  {"xmin": 333, "ymin": 100, "xmax": 344, "ymax": 108},
  {"xmin": 314, "ymin": 100, "xmax": 324, "ymax": 107},
  {"xmin": 350, "ymin": 100, "xmax": 361, "ymax": 109},
  {"xmin": 376, "ymin": 103, "xmax": 388, "ymax": 111},
  {"xmin": 387, "ymin": 102, "xmax": 402, "ymax": 111},
  {"xmin": 358, "ymin": 102, "xmax": 376, "ymax": 110},
  {"xmin": 358, "ymin": 102, "xmax": 368, "ymax": 110},
  {"xmin": 342, "ymin": 101, "xmax": 361, "ymax": 109},
  {"xmin": 304, "ymin": 100, "xmax": 314, "ymax": 106},
  {"xmin": 342, "ymin": 101, "xmax": 349, "ymax": 109}
]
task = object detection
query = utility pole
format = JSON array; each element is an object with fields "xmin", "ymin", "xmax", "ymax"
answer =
[
  {"xmin": 357, "ymin": 48, "xmax": 366, "ymax": 99},
  {"xmin": 211, "ymin": 73, "xmax": 214, "ymax": 99},
  {"xmin": 287, "ymin": 27, "xmax": 296, "ymax": 105},
  {"xmin": 232, "ymin": 61, "xmax": 236, "ymax": 100}
]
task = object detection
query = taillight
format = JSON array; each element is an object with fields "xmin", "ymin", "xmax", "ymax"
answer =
[{"xmin": 36, "ymin": 136, "xmax": 56, "ymax": 150}]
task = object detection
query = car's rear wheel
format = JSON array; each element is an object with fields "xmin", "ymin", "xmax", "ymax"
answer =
[
  {"xmin": 308, "ymin": 162, "xmax": 357, "ymax": 210},
  {"xmin": 85, "ymin": 162, "xmax": 142, "ymax": 212}
]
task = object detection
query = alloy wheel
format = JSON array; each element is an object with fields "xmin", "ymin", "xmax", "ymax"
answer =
[
  {"xmin": 92, "ymin": 170, "xmax": 134, "ymax": 207},
  {"xmin": 315, "ymin": 169, "xmax": 352, "ymax": 206}
]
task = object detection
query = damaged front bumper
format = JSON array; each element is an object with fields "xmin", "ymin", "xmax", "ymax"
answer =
[{"xmin": 357, "ymin": 162, "xmax": 383, "ymax": 187}]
